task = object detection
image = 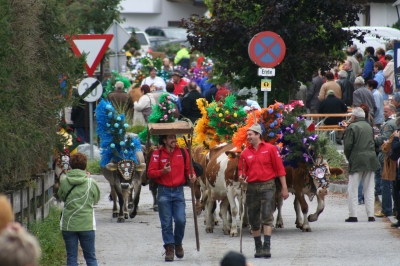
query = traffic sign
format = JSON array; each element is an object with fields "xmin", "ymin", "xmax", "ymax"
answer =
[
  {"xmin": 258, "ymin": 68, "xmax": 275, "ymax": 77},
  {"xmin": 261, "ymin": 79, "xmax": 271, "ymax": 92},
  {"xmin": 248, "ymin": 31, "xmax": 286, "ymax": 68},
  {"xmin": 105, "ymin": 21, "xmax": 131, "ymax": 52},
  {"xmin": 78, "ymin": 77, "xmax": 103, "ymax": 102},
  {"xmin": 65, "ymin": 34, "xmax": 114, "ymax": 76}
]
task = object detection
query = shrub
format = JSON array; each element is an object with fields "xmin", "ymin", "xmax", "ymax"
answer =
[
  {"xmin": 28, "ymin": 207, "xmax": 66, "ymax": 266},
  {"xmin": 87, "ymin": 159, "xmax": 102, "ymax": 174}
]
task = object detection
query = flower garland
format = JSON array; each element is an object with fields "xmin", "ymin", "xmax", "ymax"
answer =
[
  {"xmin": 103, "ymin": 71, "xmax": 132, "ymax": 97},
  {"xmin": 207, "ymin": 94, "xmax": 247, "ymax": 143},
  {"xmin": 131, "ymin": 69, "xmax": 146, "ymax": 88},
  {"xmin": 138, "ymin": 93, "xmax": 177, "ymax": 143},
  {"xmin": 55, "ymin": 122, "xmax": 81, "ymax": 155},
  {"xmin": 95, "ymin": 99, "xmax": 142, "ymax": 168},
  {"xmin": 193, "ymin": 98, "xmax": 220, "ymax": 149},
  {"xmin": 260, "ymin": 102, "xmax": 284, "ymax": 143}
]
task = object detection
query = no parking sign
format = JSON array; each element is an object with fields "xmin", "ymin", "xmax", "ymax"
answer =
[{"xmin": 248, "ymin": 31, "xmax": 286, "ymax": 68}]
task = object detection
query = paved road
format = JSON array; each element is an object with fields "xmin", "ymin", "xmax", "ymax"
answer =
[{"xmin": 90, "ymin": 175, "xmax": 400, "ymax": 266}]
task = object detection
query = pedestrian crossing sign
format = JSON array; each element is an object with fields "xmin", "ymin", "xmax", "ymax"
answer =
[{"xmin": 261, "ymin": 79, "xmax": 272, "ymax": 91}]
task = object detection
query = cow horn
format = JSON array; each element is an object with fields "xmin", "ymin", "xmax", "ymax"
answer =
[{"xmin": 106, "ymin": 162, "xmax": 117, "ymax": 171}]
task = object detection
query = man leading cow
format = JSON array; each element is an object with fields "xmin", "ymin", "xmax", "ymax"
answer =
[
  {"xmin": 238, "ymin": 123, "xmax": 289, "ymax": 259},
  {"xmin": 147, "ymin": 134, "xmax": 196, "ymax": 262}
]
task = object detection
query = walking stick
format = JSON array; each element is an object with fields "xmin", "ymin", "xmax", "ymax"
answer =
[
  {"xmin": 183, "ymin": 135, "xmax": 200, "ymax": 251},
  {"xmin": 240, "ymin": 158, "xmax": 247, "ymax": 253}
]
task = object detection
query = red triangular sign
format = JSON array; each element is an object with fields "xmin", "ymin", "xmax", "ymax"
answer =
[{"xmin": 65, "ymin": 34, "xmax": 113, "ymax": 77}]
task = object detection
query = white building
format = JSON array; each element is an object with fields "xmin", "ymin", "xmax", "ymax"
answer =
[
  {"xmin": 119, "ymin": 0, "xmax": 207, "ymax": 31},
  {"xmin": 356, "ymin": 1, "xmax": 400, "ymax": 26}
]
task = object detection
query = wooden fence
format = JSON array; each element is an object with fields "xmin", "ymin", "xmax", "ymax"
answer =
[{"xmin": 5, "ymin": 170, "xmax": 55, "ymax": 224}]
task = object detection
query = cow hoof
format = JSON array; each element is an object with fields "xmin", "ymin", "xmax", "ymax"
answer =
[
  {"xmin": 129, "ymin": 210, "xmax": 137, "ymax": 219},
  {"xmin": 275, "ymin": 223, "xmax": 284, "ymax": 228},
  {"xmin": 302, "ymin": 227, "xmax": 312, "ymax": 232},
  {"xmin": 128, "ymin": 203, "xmax": 133, "ymax": 209},
  {"xmin": 308, "ymin": 214, "xmax": 318, "ymax": 222},
  {"xmin": 117, "ymin": 218, "xmax": 125, "ymax": 223},
  {"xmin": 296, "ymin": 223, "xmax": 303, "ymax": 229},
  {"xmin": 223, "ymin": 229, "xmax": 230, "ymax": 235},
  {"xmin": 113, "ymin": 213, "xmax": 118, "ymax": 218},
  {"xmin": 153, "ymin": 205, "xmax": 158, "ymax": 212},
  {"xmin": 124, "ymin": 213, "xmax": 128, "ymax": 220},
  {"xmin": 230, "ymin": 231, "xmax": 238, "ymax": 237},
  {"xmin": 214, "ymin": 221, "xmax": 219, "ymax": 226},
  {"xmin": 205, "ymin": 227, "xmax": 213, "ymax": 233}
]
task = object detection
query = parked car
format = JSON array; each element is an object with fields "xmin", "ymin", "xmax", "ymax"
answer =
[
  {"xmin": 123, "ymin": 27, "xmax": 151, "ymax": 54},
  {"xmin": 145, "ymin": 27, "xmax": 188, "ymax": 40},
  {"xmin": 148, "ymin": 36, "xmax": 170, "ymax": 49}
]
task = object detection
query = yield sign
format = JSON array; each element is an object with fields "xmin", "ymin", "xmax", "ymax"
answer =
[
  {"xmin": 65, "ymin": 34, "xmax": 114, "ymax": 76},
  {"xmin": 248, "ymin": 31, "xmax": 286, "ymax": 68}
]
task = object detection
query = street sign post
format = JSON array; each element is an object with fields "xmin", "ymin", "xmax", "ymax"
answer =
[
  {"xmin": 105, "ymin": 20, "xmax": 132, "ymax": 73},
  {"xmin": 65, "ymin": 34, "xmax": 114, "ymax": 77},
  {"xmin": 78, "ymin": 78, "xmax": 103, "ymax": 160},
  {"xmin": 248, "ymin": 31, "xmax": 286, "ymax": 107}
]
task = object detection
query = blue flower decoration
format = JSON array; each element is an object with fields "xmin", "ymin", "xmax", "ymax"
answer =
[
  {"xmin": 108, "ymin": 112, "xmax": 113, "ymax": 118},
  {"xmin": 120, "ymin": 141, "xmax": 125, "ymax": 146},
  {"xmin": 124, "ymin": 150, "xmax": 128, "ymax": 154},
  {"xmin": 106, "ymin": 123, "xmax": 110, "ymax": 127},
  {"xmin": 124, "ymin": 123, "xmax": 129, "ymax": 128},
  {"xmin": 106, "ymin": 104, "xmax": 112, "ymax": 110},
  {"xmin": 268, "ymin": 109, "xmax": 273, "ymax": 114},
  {"xmin": 117, "ymin": 117, "xmax": 121, "ymax": 121},
  {"xmin": 114, "ymin": 123, "xmax": 119, "ymax": 128},
  {"xmin": 269, "ymin": 132, "xmax": 275, "ymax": 137},
  {"xmin": 110, "ymin": 143, "xmax": 115, "ymax": 148}
]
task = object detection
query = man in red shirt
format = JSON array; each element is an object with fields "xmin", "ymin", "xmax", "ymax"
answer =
[
  {"xmin": 147, "ymin": 134, "xmax": 196, "ymax": 262},
  {"xmin": 238, "ymin": 123, "xmax": 289, "ymax": 259},
  {"xmin": 215, "ymin": 84, "xmax": 230, "ymax": 102},
  {"xmin": 171, "ymin": 70, "xmax": 188, "ymax": 96}
]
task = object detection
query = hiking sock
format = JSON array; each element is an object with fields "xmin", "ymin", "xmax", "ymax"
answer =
[{"xmin": 264, "ymin": 235, "xmax": 271, "ymax": 247}]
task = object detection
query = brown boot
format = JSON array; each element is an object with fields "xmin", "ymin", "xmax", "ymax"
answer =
[
  {"xmin": 175, "ymin": 244, "xmax": 184, "ymax": 259},
  {"xmin": 165, "ymin": 244, "xmax": 174, "ymax": 262}
]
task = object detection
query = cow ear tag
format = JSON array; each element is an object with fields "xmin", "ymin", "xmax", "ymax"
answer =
[{"xmin": 118, "ymin": 160, "xmax": 135, "ymax": 181}]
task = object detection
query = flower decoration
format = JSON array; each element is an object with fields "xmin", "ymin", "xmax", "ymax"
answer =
[
  {"xmin": 138, "ymin": 93, "xmax": 176, "ymax": 143},
  {"xmin": 131, "ymin": 69, "xmax": 146, "ymax": 88},
  {"xmin": 55, "ymin": 121, "xmax": 81, "ymax": 155},
  {"xmin": 193, "ymin": 98, "xmax": 220, "ymax": 149},
  {"xmin": 207, "ymin": 94, "xmax": 247, "ymax": 143},
  {"xmin": 102, "ymin": 70, "xmax": 132, "ymax": 97},
  {"xmin": 260, "ymin": 102, "xmax": 284, "ymax": 144},
  {"xmin": 96, "ymin": 99, "xmax": 142, "ymax": 167}
]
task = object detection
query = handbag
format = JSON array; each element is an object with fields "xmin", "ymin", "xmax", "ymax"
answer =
[
  {"xmin": 142, "ymin": 95, "xmax": 153, "ymax": 122},
  {"xmin": 384, "ymin": 79, "xmax": 392, "ymax": 94}
]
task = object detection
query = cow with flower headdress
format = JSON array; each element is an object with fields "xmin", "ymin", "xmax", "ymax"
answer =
[
  {"xmin": 274, "ymin": 101, "xmax": 343, "ymax": 232},
  {"xmin": 96, "ymin": 99, "xmax": 146, "ymax": 223}
]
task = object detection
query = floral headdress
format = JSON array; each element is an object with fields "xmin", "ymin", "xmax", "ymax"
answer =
[{"xmin": 95, "ymin": 99, "xmax": 142, "ymax": 167}]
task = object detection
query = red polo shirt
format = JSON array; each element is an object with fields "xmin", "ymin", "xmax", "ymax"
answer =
[
  {"xmin": 173, "ymin": 78, "xmax": 189, "ymax": 96},
  {"xmin": 238, "ymin": 142, "xmax": 286, "ymax": 183},
  {"xmin": 147, "ymin": 146, "xmax": 191, "ymax": 187}
]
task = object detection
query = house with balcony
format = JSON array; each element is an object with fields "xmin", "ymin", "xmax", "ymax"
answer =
[{"xmin": 119, "ymin": 0, "xmax": 207, "ymax": 31}]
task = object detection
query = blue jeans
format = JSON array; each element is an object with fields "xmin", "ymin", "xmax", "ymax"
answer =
[
  {"xmin": 381, "ymin": 179, "xmax": 393, "ymax": 216},
  {"xmin": 375, "ymin": 168, "xmax": 382, "ymax": 195},
  {"xmin": 157, "ymin": 185, "xmax": 186, "ymax": 248},
  {"xmin": 62, "ymin": 230, "xmax": 98, "ymax": 266},
  {"xmin": 358, "ymin": 181, "xmax": 364, "ymax": 203}
]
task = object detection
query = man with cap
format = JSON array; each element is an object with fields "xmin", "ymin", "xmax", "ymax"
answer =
[
  {"xmin": 344, "ymin": 107, "xmax": 380, "ymax": 223},
  {"xmin": 238, "ymin": 123, "xmax": 289, "ymax": 258},
  {"xmin": 147, "ymin": 134, "xmax": 196, "ymax": 262},
  {"xmin": 107, "ymin": 81, "xmax": 133, "ymax": 114},
  {"xmin": 353, "ymin": 76, "xmax": 376, "ymax": 117},
  {"xmin": 318, "ymin": 90, "xmax": 348, "ymax": 145},
  {"xmin": 174, "ymin": 43, "xmax": 190, "ymax": 70},
  {"xmin": 171, "ymin": 69, "xmax": 188, "ymax": 96}
]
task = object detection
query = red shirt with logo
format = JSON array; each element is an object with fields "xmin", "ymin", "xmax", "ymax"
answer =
[
  {"xmin": 147, "ymin": 146, "xmax": 190, "ymax": 187},
  {"xmin": 173, "ymin": 79, "xmax": 189, "ymax": 96},
  {"xmin": 238, "ymin": 142, "xmax": 286, "ymax": 183}
]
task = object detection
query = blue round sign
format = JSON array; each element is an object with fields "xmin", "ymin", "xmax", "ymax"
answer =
[{"xmin": 248, "ymin": 31, "xmax": 286, "ymax": 68}]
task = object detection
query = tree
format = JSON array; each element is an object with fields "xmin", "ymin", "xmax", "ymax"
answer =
[
  {"xmin": 63, "ymin": 0, "xmax": 124, "ymax": 34},
  {"xmin": 0, "ymin": 0, "xmax": 84, "ymax": 191},
  {"xmin": 183, "ymin": 0, "xmax": 366, "ymax": 103}
]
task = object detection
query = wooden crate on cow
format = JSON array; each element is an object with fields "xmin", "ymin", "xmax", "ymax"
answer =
[{"xmin": 148, "ymin": 122, "xmax": 193, "ymax": 135}]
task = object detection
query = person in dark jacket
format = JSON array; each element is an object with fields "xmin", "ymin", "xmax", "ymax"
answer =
[
  {"xmin": 391, "ymin": 124, "xmax": 400, "ymax": 227},
  {"xmin": 353, "ymin": 77, "xmax": 376, "ymax": 117},
  {"xmin": 181, "ymin": 82, "xmax": 203, "ymax": 123},
  {"xmin": 205, "ymin": 84, "xmax": 218, "ymax": 103},
  {"xmin": 306, "ymin": 71, "xmax": 324, "ymax": 113},
  {"xmin": 337, "ymin": 70, "xmax": 354, "ymax": 106},
  {"xmin": 71, "ymin": 88, "xmax": 86, "ymax": 144},
  {"xmin": 344, "ymin": 107, "xmax": 380, "ymax": 223},
  {"xmin": 318, "ymin": 90, "xmax": 348, "ymax": 144},
  {"xmin": 107, "ymin": 81, "xmax": 133, "ymax": 114},
  {"xmin": 363, "ymin": 47, "xmax": 376, "ymax": 82}
]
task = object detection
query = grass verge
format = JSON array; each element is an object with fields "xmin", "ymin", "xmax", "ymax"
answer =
[
  {"xmin": 28, "ymin": 207, "xmax": 66, "ymax": 266},
  {"xmin": 87, "ymin": 159, "xmax": 101, "ymax": 174}
]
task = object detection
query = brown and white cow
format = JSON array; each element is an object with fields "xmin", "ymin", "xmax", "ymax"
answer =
[
  {"xmin": 203, "ymin": 143, "xmax": 245, "ymax": 236},
  {"xmin": 275, "ymin": 160, "xmax": 343, "ymax": 232}
]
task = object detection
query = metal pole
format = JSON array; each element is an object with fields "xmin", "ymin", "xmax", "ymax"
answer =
[
  {"xmin": 113, "ymin": 20, "xmax": 119, "ymax": 72},
  {"xmin": 263, "ymin": 91, "xmax": 268, "ymax": 108},
  {"xmin": 89, "ymin": 102, "xmax": 94, "ymax": 160}
]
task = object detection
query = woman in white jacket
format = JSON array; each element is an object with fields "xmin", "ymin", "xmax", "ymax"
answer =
[
  {"xmin": 383, "ymin": 54, "xmax": 395, "ymax": 93},
  {"xmin": 133, "ymin": 85, "xmax": 156, "ymax": 125}
]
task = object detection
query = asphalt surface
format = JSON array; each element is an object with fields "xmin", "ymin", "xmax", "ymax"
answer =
[{"xmin": 89, "ymin": 174, "xmax": 400, "ymax": 266}]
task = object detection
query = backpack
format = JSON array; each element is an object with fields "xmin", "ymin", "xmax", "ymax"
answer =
[{"xmin": 384, "ymin": 79, "xmax": 392, "ymax": 94}]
